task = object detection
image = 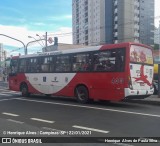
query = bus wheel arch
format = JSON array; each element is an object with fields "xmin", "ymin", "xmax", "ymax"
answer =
[
  {"xmin": 74, "ymin": 84, "xmax": 90, "ymax": 103},
  {"xmin": 20, "ymin": 82, "xmax": 30, "ymax": 97}
]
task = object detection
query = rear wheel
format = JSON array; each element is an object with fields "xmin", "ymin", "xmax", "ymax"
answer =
[
  {"xmin": 75, "ymin": 86, "xmax": 89, "ymax": 103},
  {"xmin": 21, "ymin": 84, "xmax": 30, "ymax": 97}
]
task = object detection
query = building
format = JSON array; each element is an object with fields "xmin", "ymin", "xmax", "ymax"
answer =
[
  {"xmin": 154, "ymin": 24, "xmax": 160, "ymax": 45},
  {"xmin": 139, "ymin": 0, "xmax": 154, "ymax": 46},
  {"xmin": 72, "ymin": 0, "xmax": 154, "ymax": 46}
]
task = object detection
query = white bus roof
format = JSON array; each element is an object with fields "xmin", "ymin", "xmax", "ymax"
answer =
[{"xmin": 20, "ymin": 46, "xmax": 102, "ymax": 58}]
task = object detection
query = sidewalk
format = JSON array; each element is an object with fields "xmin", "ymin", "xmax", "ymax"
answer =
[
  {"xmin": 144, "ymin": 95, "xmax": 160, "ymax": 102},
  {"xmin": 133, "ymin": 94, "xmax": 160, "ymax": 105}
]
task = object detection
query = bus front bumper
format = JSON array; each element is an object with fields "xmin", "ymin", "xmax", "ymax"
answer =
[{"xmin": 124, "ymin": 88, "xmax": 154, "ymax": 99}]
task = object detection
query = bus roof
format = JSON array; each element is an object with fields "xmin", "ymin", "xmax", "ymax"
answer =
[{"xmin": 17, "ymin": 42, "xmax": 152, "ymax": 59}]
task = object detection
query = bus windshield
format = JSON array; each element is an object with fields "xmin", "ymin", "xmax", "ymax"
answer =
[
  {"xmin": 130, "ymin": 45, "xmax": 153, "ymax": 65},
  {"xmin": 10, "ymin": 59, "xmax": 18, "ymax": 75}
]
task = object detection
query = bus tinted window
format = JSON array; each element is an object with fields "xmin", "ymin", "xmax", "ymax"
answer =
[
  {"xmin": 19, "ymin": 59, "xmax": 27, "ymax": 72},
  {"xmin": 10, "ymin": 59, "xmax": 18, "ymax": 74},
  {"xmin": 55, "ymin": 55, "xmax": 71, "ymax": 72},
  {"xmin": 41, "ymin": 56, "xmax": 54, "ymax": 72},
  {"xmin": 27, "ymin": 58, "xmax": 39, "ymax": 73},
  {"xmin": 116, "ymin": 49, "xmax": 125, "ymax": 72},
  {"xmin": 72, "ymin": 53, "xmax": 91, "ymax": 72},
  {"xmin": 93, "ymin": 50, "xmax": 116, "ymax": 71}
]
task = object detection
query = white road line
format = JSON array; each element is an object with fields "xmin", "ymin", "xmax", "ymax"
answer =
[
  {"xmin": 2, "ymin": 112, "xmax": 19, "ymax": 117},
  {"xmin": 73, "ymin": 125, "xmax": 109, "ymax": 134},
  {"xmin": 42, "ymin": 127, "xmax": 63, "ymax": 133},
  {"xmin": 7, "ymin": 119, "xmax": 24, "ymax": 124},
  {"xmin": 114, "ymin": 143, "xmax": 134, "ymax": 146},
  {"xmin": 42, "ymin": 127, "xmax": 58, "ymax": 131},
  {"xmin": 8, "ymin": 91, "xmax": 20, "ymax": 93},
  {"xmin": 0, "ymin": 98, "xmax": 23, "ymax": 102},
  {"xmin": 0, "ymin": 93, "xmax": 10, "ymax": 96},
  {"xmin": 30, "ymin": 118, "xmax": 54, "ymax": 124},
  {"xmin": 1, "ymin": 92, "xmax": 20, "ymax": 94},
  {"xmin": 16, "ymin": 98, "xmax": 160, "ymax": 118}
]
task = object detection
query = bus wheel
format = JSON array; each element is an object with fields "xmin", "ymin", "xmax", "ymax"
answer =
[
  {"xmin": 75, "ymin": 86, "xmax": 89, "ymax": 103},
  {"xmin": 21, "ymin": 84, "xmax": 30, "ymax": 97}
]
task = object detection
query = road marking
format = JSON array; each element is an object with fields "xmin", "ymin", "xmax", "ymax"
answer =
[
  {"xmin": 7, "ymin": 119, "xmax": 24, "ymax": 124},
  {"xmin": 114, "ymin": 143, "xmax": 134, "ymax": 146},
  {"xmin": 0, "ymin": 93, "xmax": 10, "ymax": 96},
  {"xmin": 1, "ymin": 92, "xmax": 20, "ymax": 94},
  {"xmin": 73, "ymin": 125, "xmax": 109, "ymax": 134},
  {"xmin": 30, "ymin": 118, "xmax": 54, "ymax": 124},
  {"xmin": 42, "ymin": 127, "xmax": 58, "ymax": 131},
  {"xmin": 16, "ymin": 98, "xmax": 160, "ymax": 118},
  {"xmin": 2, "ymin": 112, "xmax": 19, "ymax": 117},
  {"xmin": 0, "ymin": 98, "xmax": 23, "ymax": 102},
  {"xmin": 42, "ymin": 127, "xmax": 64, "ymax": 133}
]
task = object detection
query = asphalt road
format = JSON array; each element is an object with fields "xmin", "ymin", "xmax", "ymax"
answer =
[{"xmin": 0, "ymin": 87, "xmax": 160, "ymax": 145}]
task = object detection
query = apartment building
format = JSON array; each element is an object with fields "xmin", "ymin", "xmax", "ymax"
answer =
[
  {"xmin": 154, "ymin": 23, "xmax": 160, "ymax": 45},
  {"xmin": 72, "ymin": 0, "xmax": 154, "ymax": 46}
]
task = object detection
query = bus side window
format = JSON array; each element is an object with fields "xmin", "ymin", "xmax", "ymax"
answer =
[
  {"xmin": 93, "ymin": 51, "xmax": 116, "ymax": 72},
  {"xmin": 27, "ymin": 58, "xmax": 38, "ymax": 73},
  {"xmin": 93, "ymin": 53, "xmax": 101, "ymax": 71},
  {"xmin": 93, "ymin": 52, "xmax": 106, "ymax": 71},
  {"xmin": 116, "ymin": 49, "xmax": 125, "ymax": 72},
  {"xmin": 41, "ymin": 57, "xmax": 49, "ymax": 72},
  {"xmin": 72, "ymin": 53, "xmax": 91, "ymax": 72},
  {"xmin": 55, "ymin": 55, "xmax": 71, "ymax": 72}
]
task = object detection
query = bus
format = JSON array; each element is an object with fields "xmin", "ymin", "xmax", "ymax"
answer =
[{"xmin": 9, "ymin": 42, "xmax": 154, "ymax": 103}]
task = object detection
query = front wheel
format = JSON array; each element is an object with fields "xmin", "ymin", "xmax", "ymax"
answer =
[
  {"xmin": 21, "ymin": 84, "xmax": 30, "ymax": 97},
  {"xmin": 75, "ymin": 86, "xmax": 89, "ymax": 103}
]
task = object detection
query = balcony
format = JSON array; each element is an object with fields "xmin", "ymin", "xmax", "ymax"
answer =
[
  {"xmin": 114, "ymin": 32, "xmax": 118, "ymax": 37},
  {"xmin": 134, "ymin": 32, "xmax": 139, "ymax": 37},
  {"xmin": 114, "ymin": 0, "xmax": 118, "ymax": 6},
  {"xmin": 114, "ymin": 8, "xmax": 118, "ymax": 14},
  {"xmin": 114, "ymin": 24, "xmax": 118, "ymax": 29},
  {"xmin": 114, "ymin": 16, "xmax": 118, "ymax": 22}
]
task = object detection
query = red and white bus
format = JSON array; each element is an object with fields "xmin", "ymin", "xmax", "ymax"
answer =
[{"xmin": 9, "ymin": 42, "xmax": 154, "ymax": 103}]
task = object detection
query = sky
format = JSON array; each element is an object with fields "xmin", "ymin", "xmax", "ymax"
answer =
[
  {"xmin": 0, "ymin": 0, "xmax": 160, "ymax": 56},
  {"xmin": 0, "ymin": 0, "xmax": 72, "ymax": 55}
]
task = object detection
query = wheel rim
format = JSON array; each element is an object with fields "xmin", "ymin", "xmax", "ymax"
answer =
[
  {"xmin": 76, "ymin": 87, "xmax": 88, "ymax": 102},
  {"xmin": 78, "ymin": 90, "xmax": 86, "ymax": 100}
]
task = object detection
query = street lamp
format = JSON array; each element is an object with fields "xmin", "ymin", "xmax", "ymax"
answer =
[
  {"xmin": 0, "ymin": 34, "xmax": 26, "ymax": 55},
  {"xmin": 26, "ymin": 37, "xmax": 45, "ymax": 54},
  {"xmin": 28, "ymin": 36, "xmax": 44, "ymax": 47},
  {"xmin": 36, "ymin": 34, "xmax": 45, "ymax": 46}
]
